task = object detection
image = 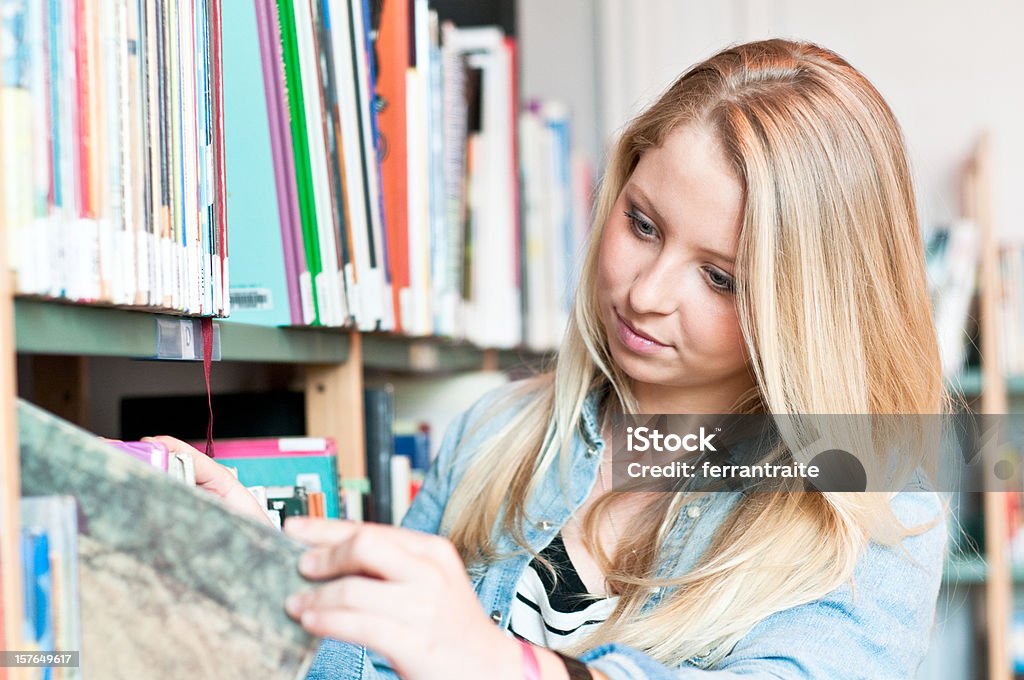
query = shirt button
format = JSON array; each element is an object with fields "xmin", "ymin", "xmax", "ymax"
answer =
[
  {"xmin": 686, "ymin": 505, "xmax": 702, "ymax": 519},
  {"xmin": 586, "ymin": 446, "xmax": 598, "ymax": 457},
  {"xmin": 490, "ymin": 610, "xmax": 502, "ymax": 623},
  {"xmin": 537, "ymin": 520, "xmax": 553, "ymax": 531}
]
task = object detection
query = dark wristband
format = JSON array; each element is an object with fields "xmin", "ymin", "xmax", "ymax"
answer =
[{"xmin": 554, "ymin": 651, "xmax": 593, "ymax": 680}]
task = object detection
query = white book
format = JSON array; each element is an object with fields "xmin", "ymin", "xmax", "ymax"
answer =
[
  {"xmin": 446, "ymin": 27, "xmax": 520, "ymax": 348},
  {"xmin": 294, "ymin": 0, "xmax": 342, "ymax": 326},
  {"xmin": 351, "ymin": 0, "xmax": 390, "ymax": 330},
  {"xmin": 327, "ymin": 0, "xmax": 372, "ymax": 329},
  {"xmin": 406, "ymin": 40, "xmax": 430, "ymax": 336},
  {"xmin": 391, "ymin": 454, "xmax": 412, "ymax": 525}
]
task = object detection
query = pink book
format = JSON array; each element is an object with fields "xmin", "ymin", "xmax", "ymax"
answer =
[
  {"xmin": 256, "ymin": 0, "xmax": 306, "ymax": 325},
  {"xmin": 187, "ymin": 437, "xmax": 337, "ymax": 459}
]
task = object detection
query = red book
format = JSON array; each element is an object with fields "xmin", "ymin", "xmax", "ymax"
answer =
[{"xmin": 376, "ymin": 0, "xmax": 412, "ymax": 333}]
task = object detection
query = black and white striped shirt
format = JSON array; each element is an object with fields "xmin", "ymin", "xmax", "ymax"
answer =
[{"xmin": 508, "ymin": 531, "xmax": 619, "ymax": 650}]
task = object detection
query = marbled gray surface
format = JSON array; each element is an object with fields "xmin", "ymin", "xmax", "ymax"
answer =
[{"xmin": 18, "ymin": 399, "xmax": 319, "ymax": 680}]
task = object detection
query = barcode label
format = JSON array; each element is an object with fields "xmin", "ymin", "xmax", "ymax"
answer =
[{"xmin": 230, "ymin": 288, "xmax": 272, "ymax": 310}]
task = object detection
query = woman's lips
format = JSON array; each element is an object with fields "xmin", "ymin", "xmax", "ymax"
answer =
[{"xmin": 615, "ymin": 312, "xmax": 672, "ymax": 353}]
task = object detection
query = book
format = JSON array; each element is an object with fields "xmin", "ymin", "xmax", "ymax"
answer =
[
  {"xmin": 924, "ymin": 220, "xmax": 981, "ymax": 377},
  {"xmin": 3, "ymin": 0, "xmax": 229, "ymax": 316},
  {"xmin": 20, "ymin": 495, "xmax": 83, "ymax": 680},
  {"xmin": 222, "ymin": 0, "xmax": 293, "ymax": 327},
  {"xmin": 363, "ymin": 385, "xmax": 395, "ymax": 524},
  {"xmin": 196, "ymin": 437, "xmax": 343, "ymax": 519},
  {"xmin": 376, "ymin": 0, "xmax": 412, "ymax": 334},
  {"xmin": 19, "ymin": 399, "xmax": 319, "ymax": 679},
  {"xmin": 257, "ymin": 0, "xmax": 312, "ymax": 325},
  {"xmin": 277, "ymin": 0, "xmax": 325, "ymax": 326}
]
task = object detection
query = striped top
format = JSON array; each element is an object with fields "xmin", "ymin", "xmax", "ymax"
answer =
[{"xmin": 508, "ymin": 531, "xmax": 619, "ymax": 651}]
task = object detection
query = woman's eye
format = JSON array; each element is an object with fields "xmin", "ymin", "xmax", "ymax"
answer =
[
  {"xmin": 624, "ymin": 210, "xmax": 657, "ymax": 239},
  {"xmin": 703, "ymin": 266, "xmax": 735, "ymax": 294}
]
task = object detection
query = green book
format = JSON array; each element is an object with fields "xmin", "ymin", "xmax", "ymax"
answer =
[
  {"xmin": 277, "ymin": 0, "xmax": 323, "ymax": 325},
  {"xmin": 18, "ymin": 399, "xmax": 319, "ymax": 679}
]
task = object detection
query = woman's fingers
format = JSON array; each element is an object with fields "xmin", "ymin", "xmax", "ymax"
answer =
[
  {"xmin": 143, "ymin": 436, "xmax": 231, "ymax": 490},
  {"xmin": 298, "ymin": 608, "xmax": 416, "ymax": 670},
  {"xmin": 286, "ymin": 575, "xmax": 403, "ymax": 620},
  {"xmin": 142, "ymin": 435, "xmax": 274, "ymax": 526},
  {"xmin": 286, "ymin": 518, "xmax": 455, "ymax": 583}
]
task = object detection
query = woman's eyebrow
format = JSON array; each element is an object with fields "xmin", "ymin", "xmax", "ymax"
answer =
[
  {"xmin": 628, "ymin": 183, "xmax": 736, "ymax": 265},
  {"xmin": 697, "ymin": 246, "xmax": 736, "ymax": 265},
  {"xmin": 626, "ymin": 183, "xmax": 668, "ymax": 227}
]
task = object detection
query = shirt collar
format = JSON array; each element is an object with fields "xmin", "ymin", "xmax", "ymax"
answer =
[{"xmin": 580, "ymin": 382, "xmax": 611, "ymax": 446}]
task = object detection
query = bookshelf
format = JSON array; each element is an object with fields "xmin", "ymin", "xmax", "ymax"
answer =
[
  {"xmin": 0, "ymin": 0, "xmax": 575, "ymax": 667},
  {"xmin": 1, "ymin": 112, "xmax": 24, "ymax": 677}
]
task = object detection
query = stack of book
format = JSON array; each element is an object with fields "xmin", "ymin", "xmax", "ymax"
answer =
[
  {"xmin": 223, "ymin": 0, "xmax": 591, "ymax": 348},
  {"xmin": 207, "ymin": 437, "xmax": 343, "ymax": 527},
  {"xmin": 1, "ymin": 0, "xmax": 229, "ymax": 316},
  {"xmin": 3, "ymin": 0, "xmax": 593, "ymax": 348},
  {"xmin": 924, "ymin": 220, "xmax": 981, "ymax": 377}
]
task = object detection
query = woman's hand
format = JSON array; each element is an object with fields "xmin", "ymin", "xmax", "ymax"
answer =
[
  {"xmin": 283, "ymin": 518, "xmax": 521, "ymax": 680},
  {"xmin": 140, "ymin": 436, "xmax": 274, "ymax": 527}
]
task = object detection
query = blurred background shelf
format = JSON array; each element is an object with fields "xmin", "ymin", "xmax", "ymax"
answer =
[{"xmin": 944, "ymin": 369, "xmax": 1024, "ymax": 398}]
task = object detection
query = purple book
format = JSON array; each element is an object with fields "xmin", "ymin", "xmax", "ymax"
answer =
[
  {"xmin": 110, "ymin": 441, "xmax": 170, "ymax": 472},
  {"xmin": 256, "ymin": 0, "xmax": 307, "ymax": 325}
]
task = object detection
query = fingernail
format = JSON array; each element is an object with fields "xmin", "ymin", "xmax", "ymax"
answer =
[
  {"xmin": 285, "ymin": 592, "xmax": 306, "ymax": 616},
  {"xmin": 301, "ymin": 610, "xmax": 318, "ymax": 628},
  {"xmin": 299, "ymin": 551, "xmax": 319, "ymax": 575},
  {"xmin": 284, "ymin": 517, "xmax": 307, "ymax": 534}
]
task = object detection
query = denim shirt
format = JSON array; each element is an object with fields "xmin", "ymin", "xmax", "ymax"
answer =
[{"xmin": 306, "ymin": 381, "xmax": 949, "ymax": 679}]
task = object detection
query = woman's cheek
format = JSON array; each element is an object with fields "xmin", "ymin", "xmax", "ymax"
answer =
[{"xmin": 693, "ymin": 301, "xmax": 742, "ymax": 360}]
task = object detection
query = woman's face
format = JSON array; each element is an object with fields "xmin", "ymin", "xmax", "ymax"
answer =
[{"xmin": 596, "ymin": 123, "xmax": 753, "ymax": 413}]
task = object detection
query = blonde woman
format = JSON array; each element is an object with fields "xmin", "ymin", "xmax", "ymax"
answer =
[{"xmin": 161, "ymin": 38, "xmax": 950, "ymax": 679}]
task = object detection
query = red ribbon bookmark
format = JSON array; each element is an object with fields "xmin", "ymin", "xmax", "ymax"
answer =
[{"xmin": 201, "ymin": 317, "xmax": 215, "ymax": 458}]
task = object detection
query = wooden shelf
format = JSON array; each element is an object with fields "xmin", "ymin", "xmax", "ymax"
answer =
[
  {"xmin": 945, "ymin": 369, "xmax": 1024, "ymax": 398},
  {"xmin": 361, "ymin": 332, "xmax": 552, "ymax": 373},
  {"xmin": 942, "ymin": 556, "xmax": 1024, "ymax": 586},
  {"xmin": 14, "ymin": 298, "xmax": 350, "ymax": 363},
  {"xmin": 944, "ymin": 555, "xmax": 988, "ymax": 584},
  {"xmin": 14, "ymin": 298, "xmax": 553, "ymax": 371}
]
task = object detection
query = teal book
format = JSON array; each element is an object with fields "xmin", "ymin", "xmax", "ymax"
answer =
[
  {"xmin": 18, "ymin": 400, "xmax": 319, "ymax": 679},
  {"xmin": 200, "ymin": 437, "xmax": 341, "ymax": 520},
  {"xmin": 222, "ymin": 0, "xmax": 292, "ymax": 326}
]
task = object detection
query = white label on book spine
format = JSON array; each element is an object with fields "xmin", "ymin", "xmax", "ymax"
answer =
[
  {"xmin": 154, "ymin": 318, "xmax": 221, "ymax": 361},
  {"xmin": 295, "ymin": 473, "xmax": 323, "ymax": 494},
  {"xmin": 314, "ymin": 272, "xmax": 331, "ymax": 326},
  {"xmin": 343, "ymin": 264, "xmax": 360, "ymax": 322},
  {"xmin": 229, "ymin": 287, "xmax": 272, "ymax": 311},
  {"xmin": 299, "ymin": 272, "xmax": 315, "ymax": 325},
  {"xmin": 278, "ymin": 437, "xmax": 328, "ymax": 452}
]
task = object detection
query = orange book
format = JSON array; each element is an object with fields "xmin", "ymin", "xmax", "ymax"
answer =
[{"xmin": 376, "ymin": 0, "xmax": 412, "ymax": 333}]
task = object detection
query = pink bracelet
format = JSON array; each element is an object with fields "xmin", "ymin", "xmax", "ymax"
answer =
[{"xmin": 518, "ymin": 638, "xmax": 541, "ymax": 680}]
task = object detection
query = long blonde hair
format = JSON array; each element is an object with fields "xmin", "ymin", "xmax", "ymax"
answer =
[{"xmin": 441, "ymin": 38, "xmax": 952, "ymax": 668}]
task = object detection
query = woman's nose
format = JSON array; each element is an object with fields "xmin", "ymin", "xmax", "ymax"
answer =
[{"xmin": 627, "ymin": 256, "xmax": 680, "ymax": 317}]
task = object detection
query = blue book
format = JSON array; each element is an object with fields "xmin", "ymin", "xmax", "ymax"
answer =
[{"xmin": 222, "ymin": 0, "xmax": 292, "ymax": 326}]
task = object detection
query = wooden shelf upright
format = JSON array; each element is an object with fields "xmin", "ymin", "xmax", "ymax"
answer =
[{"xmin": 965, "ymin": 130, "xmax": 1011, "ymax": 680}]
